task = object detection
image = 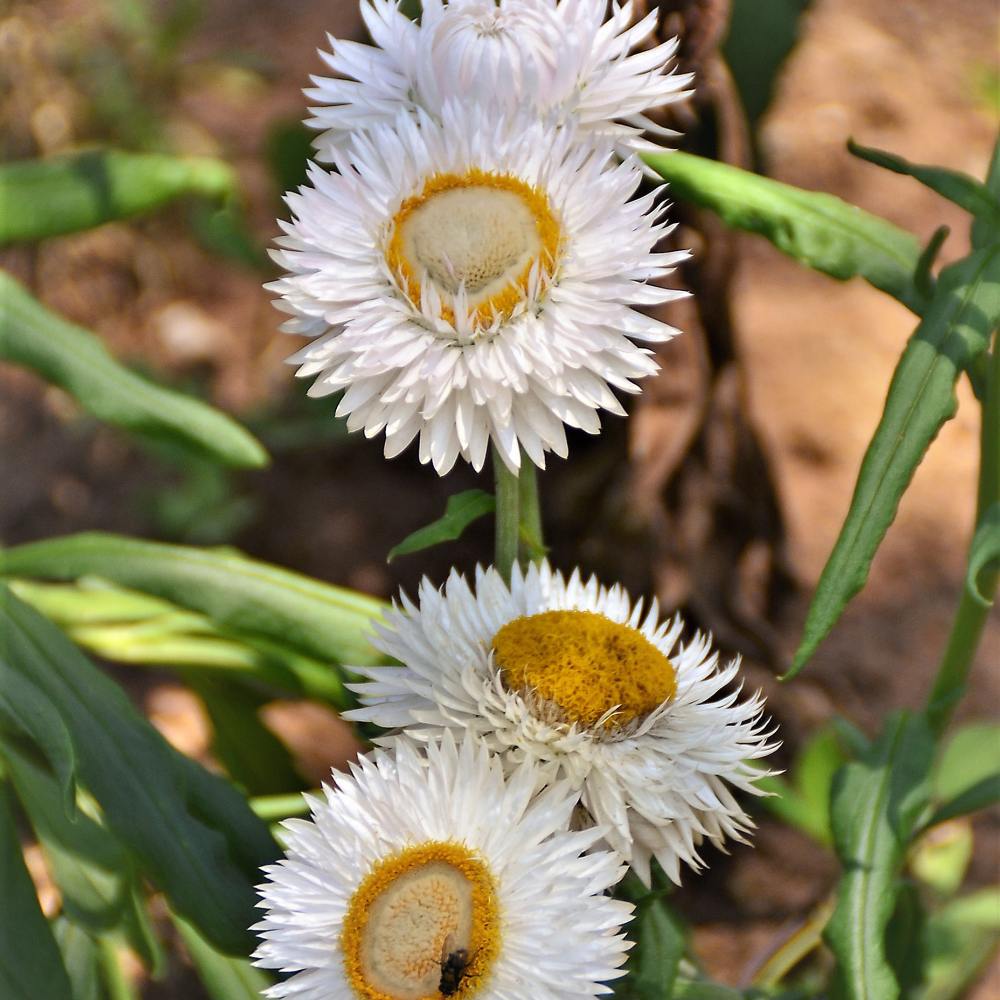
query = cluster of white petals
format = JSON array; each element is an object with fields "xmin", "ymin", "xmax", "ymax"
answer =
[
  {"xmin": 307, "ymin": 0, "xmax": 692, "ymax": 159},
  {"xmin": 255, "ymin": 733, "xmax": 633, "ymax": 1000},
  {"xmin": 270, "ymin": 103, "xmax": 685, "ymax": 473},
  {"xmin": 346, "ymin": 561, "xmax": 777, "ymax": 886}
]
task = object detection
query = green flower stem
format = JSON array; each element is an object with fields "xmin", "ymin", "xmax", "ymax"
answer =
[
  {"xmin": 752, "ymin": 893, "xmax": 837, "ymax": 988},
  {"xmin": 517, "ymin": 457, "xmax": 546, "ymax": 566},
  {"xmin": 927, "ymin": 333, "xmax": 1000, "ymax": 736},
  {"xmin": 493, "ymin": 446, "xmax": 521, "ymax": 583},
  {"xmin": 250, "ymin": 791, "xmax": 313, "ymax": 821}
]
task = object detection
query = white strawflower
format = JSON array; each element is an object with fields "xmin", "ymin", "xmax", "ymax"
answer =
[
  {"xmin": 254, "ymin": 733, "xmax": 633, "ymax": 1000},
  {"xmin": 344, "ymin": 562, "xmax": 778, "ymax": 886},
  {"xmin": 307, "ymin": 0, "xmax": 692, "ymax": 160},
  {"xmin": 269, "ymin": 103, "xmax": 686, "ymax": 474}
]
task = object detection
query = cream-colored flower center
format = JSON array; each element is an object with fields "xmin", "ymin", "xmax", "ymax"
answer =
[
  {"xmin": 493, "ymin": 610, "xmax": 677, "ymax": 731},
  {"xmin": 342, "ymin": 842, "xmax": 500, "ymax": 1000},
  {"xmin": 386, "ymin": 169, "xmax": 560, "ymax": 330}
]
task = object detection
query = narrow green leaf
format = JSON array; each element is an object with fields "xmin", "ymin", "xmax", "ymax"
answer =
[
  {"xmin": 0, "ymin": 271, "xmax": 269, "ymax": 469},
  {"xmin": 823, "ymin": 713, "xmax": 936, "ymax": 1000},
  {"xmin": 642, "ymin": 149, "xmax": 927, "ymax": 313},
  {"xmin": 927, "ymin": 773, "xmax": 1000, "ymax": 829},
  {"xmin": 965, "ymin": 502, "xmax": 1000, "ymax": 606},
  {"xmin": 51, "ymin": 918, "xmax": 102, "ymax": 1000},
  {"xmin": 0, "ymin": 780, "xmax": 75, "ymax": 1000},
  {"xmin": 788, "ymin": 245, "xmax": 1000, "ymax": 676},
  {"xmin": 173, "ymin": 913, "xmax": 274, "ymax": 1000},
  {"xmin": 3, "ymin": 742, "xmax": 131, "ymax": 933},
  {"xmin": 848, "ymin": 140, "xmax": 1000, "ymax": 232},
  {"xmin": 0, "ymin": 669, "xmax": 77, "ymax": 817},
  {"xmin": 8, "ymin": 577, "xmax": 187, "ymax": 624},
  {"xmin": 884, "ymin": 882, "xmax": 927, "ymax": 999},
  {"xmin": 614, "ymin": 880, "xmax": 685, "ymax": 1000},
  {"xmin": 0, "ymin": 150, "xmax": 237, "ymax": 245},
  {"xmin": 914, "ymin": 226, "xmax": 950, "ymax": 301},
  {"xmin": 8, "ymin": 577, "xmax": 353, "ymax": 707},
  {"xmin": 934, "ymin": 722, "xmax": 1000, "ymax": 800},
  {"xmin": 388, "ymin": 490, "xmax": 496, "ymax": 562},
  {"xmin": 971, "ymin": 135, "xmax": 1000, "ymax": 250},
  {"xmin": 0, "ymin": 586, "xmax": 279, "ymax": 954},
  {"xmin": 919, "ymin": 888, "xmax": 1000, "ymax": 1000},
  {"xmin": 0, "ymin": 532, "xmax": 386, "ymax": 668},
  {"xmin": 4, "ymin": 740, "xmax": 166, "ymax": 974}
]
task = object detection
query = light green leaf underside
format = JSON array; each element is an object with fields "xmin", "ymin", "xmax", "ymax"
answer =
[
  {"xmin": 642, "ymin": 149, "xmax": 926, "ymax": 313},
  {"xmin": 0, "ymin": 150, "xmax": 237, "ymax": 245},
  {"xmin": 0, "ymin": 532, "xmax": 387, "ymax": 669},
  {"xmin": 0, "ymin": 270, "xmax": 269, "ymax": 469}
]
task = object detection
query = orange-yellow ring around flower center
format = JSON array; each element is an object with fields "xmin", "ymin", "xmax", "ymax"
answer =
[
  {"xmin": 385, "ymin": 168, "xmax": 561, "ymax": 331},
  {"xmin": 492, "ymin": 609, "xmax": 677, "ymax": 731},
  {"xmin": 342, "ymin": 841, "xmax": 500, "ymax": 1000}
]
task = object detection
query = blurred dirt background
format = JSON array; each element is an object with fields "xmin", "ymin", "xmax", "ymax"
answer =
[{"xmin": 1, "ymin": 0, "xmax": 998, "ymax": 994}]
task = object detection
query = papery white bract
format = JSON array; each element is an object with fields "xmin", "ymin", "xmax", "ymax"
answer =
[
  {"xmin": 269, "ymin": 103, "xmax": 686, "ymax": 474},
  {"xmin": 254, "ymin": 733, "xmax": 633, "ymax": 1000},
  {"xmin": 345, "ymin": 562, "xmax": 779, "ymax": 886},
  {"xmin": 307, "ymin": 0, "xmax": 692, "ymax": 159}
]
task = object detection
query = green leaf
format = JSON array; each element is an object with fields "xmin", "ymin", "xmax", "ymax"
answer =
[
  {"xmin": 0, "ymin": 532, "xmax": 387, "ymax": 668},
  {"xmin": 0, "ymin": 780, "xmax": 75, "ymax": 1000},
  {"xmin": 3, "ymin": 741, "xmax": 132, "ymax": 933},
  {"xmin": 788, "ymin": 244, "xmax": 1000, "ymax": 677},
  {"xmin": 0, "ymin": 586, "xmax": 279, "ymax": 955},
  {"xmin": 823, "ymin": 712, "xmax": 936, "ymax": 1000},
  {"xmin": 0, "ymin": 668, "xmax": 77, "ymax": 817},
  {"xmin": 927, "ymin": 773, "xmax": 1000, "ymax": 829},
  {"xmin": 0, "ymin": 150, "xmax": 237, "ymax": 245},
  {"xmin": 934, "ymin": 722, "xmax": 1000, "ymax": 800},
  {"xmin": 884, "ymin": 882, "xmax": 927, "ymax": 999},
  {"xmin": 3, "ymin": 741, "xmax": 165, "ymax": 973},
  {"xmin": 848, "ymin": 140, "xmax": 1000, "ymax": 232},
  {"xmin": 642, "ymin": 150, "xmax": 927, "ymax": 313},
  {"xmin": 965, "ymin": 502, "xmax": 1000, "ymax": 606},
  {"xmin": 0, "ymin": 271, "xmax": 268, "ymax": 469},
  {"xmin": 919, "ymin": 888, "xmax": 1000, "ymax": 1000},
  {"xmin": 971, "ymin": 136, "xmax": 1000, "ymax": 251},
  {"xmin": 8, "ymin": 577, "xmax": 353, "ymax": 707},
  {"xmin": 614, "ymin": 880, "xmax": 685, "ymax": 1000},
  {"xmin": 910, "ymin": 820, "xmax": 974, "ymax": 898},
  {"xmin": 51, "ymin": 918, "xmax": 102, "ymax": 1000},
  {"xmin": 388, "ymin": 490, "xmax": 496, "ymax": 562},
  {"xmin": 173, "ymin": 912, "xmax": 273, "ymax": 1000},
  {"xmin": 914, "ymin": 226, "xmax": 950, "ymax": 301}
]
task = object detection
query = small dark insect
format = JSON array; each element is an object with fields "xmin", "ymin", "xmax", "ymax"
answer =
[{"xmin": 439, "ymin": 937, "xmax": 474, "ymax": 996}]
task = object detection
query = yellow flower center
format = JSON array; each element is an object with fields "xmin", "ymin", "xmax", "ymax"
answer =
[
  {"xmin": 492, "ymin": 610, "xmax": 677, "ymax": 731},
  {"xmin": 386, "ymin": 169, "xmax": 561, "ymax": 331},
  {"xmin": 342, "ymin": 842, "xmax": 500, "ymax": 1000}
]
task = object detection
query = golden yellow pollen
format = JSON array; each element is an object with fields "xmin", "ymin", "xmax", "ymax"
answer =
[
  {"xmin": 342, "ymin": 842, "xmax": 500, "ymax": 1000},
  {"xmin": 493, "ymin": 610, "xmax": 677, "ymax": 731},
  {"xmin": 386, "ymin": 168, "xmax": 561, "ymax": 330}
]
